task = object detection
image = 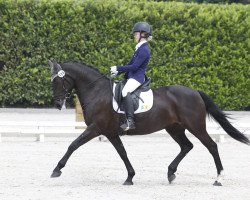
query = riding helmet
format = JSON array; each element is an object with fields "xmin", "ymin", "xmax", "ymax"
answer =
[{"xmin": 132, "ymin": 22, "xmax": 152, "ymax": 37}]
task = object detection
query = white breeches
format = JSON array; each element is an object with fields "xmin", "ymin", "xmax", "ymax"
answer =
[{"xmin": 122, "ymin": 78, "xmax": 141, "ymax": 97}]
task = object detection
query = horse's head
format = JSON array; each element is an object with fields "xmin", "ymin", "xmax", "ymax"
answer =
[{"xmin": 48, "ymin": 59, "xmax": 74, "ymax": 110}]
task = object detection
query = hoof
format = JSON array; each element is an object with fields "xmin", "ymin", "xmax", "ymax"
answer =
[
  {"xmin": 168, "ymin": 174, "xmax": 176, "ymax": 184},
  {"xmin": 213, "ymin": 181, "xmax": 222, "ymax": 186},
  {"xmin": 123, "ymin": 180, "xmax": 133, "ymax": 185},
  {"xmin": 51, "ymin": 170, "xmax": 62, "ymax": 178}
]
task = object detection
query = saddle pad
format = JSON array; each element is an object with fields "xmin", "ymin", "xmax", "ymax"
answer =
[{"xmin": 112, "ymin": 83, "xmax": 153, "ymax": 114}]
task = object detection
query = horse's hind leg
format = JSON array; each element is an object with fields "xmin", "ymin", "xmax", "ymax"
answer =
[
  {"xmin": 51, "ymin": 124, "xmax": 99, "ymax": 178},
  {"xmin": 107, "ymin": 135, "xmax": 135, "ymax": 185},
  {"xmin": 166, "ymin": 126, "xmax": 193, "ymax": 184},
  {"xmin": 189, "ymin": 127, "xmax": 224, "ymax": 186}
]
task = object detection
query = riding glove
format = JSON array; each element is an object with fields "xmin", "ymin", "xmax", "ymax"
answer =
[{"xmin": 110, "ymin": 66, "xmax": 118, "ymax": 78}]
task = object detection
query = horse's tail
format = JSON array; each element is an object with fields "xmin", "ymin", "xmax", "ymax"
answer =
[{"xmin": 198, "ymin": 90, "xmax": 250, "ymax": 145}]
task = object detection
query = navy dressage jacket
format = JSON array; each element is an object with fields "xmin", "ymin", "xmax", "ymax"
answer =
[{"xmin": 117, "ymin": 42, "xmax": 150, "ymax": 84}]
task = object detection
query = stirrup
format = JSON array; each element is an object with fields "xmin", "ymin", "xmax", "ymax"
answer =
[{"xmin": 120, "ymin": 120, "xmax": 135, "ymax": 131}]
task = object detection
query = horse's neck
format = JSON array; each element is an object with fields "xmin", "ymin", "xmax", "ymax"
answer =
[
  {"xmin": 75, "ymin": 76, "xmax": 111, "ymax": 125},
  {"xmin": 74, "ymin": 71, "xmax": 111, "ymax": 108}
]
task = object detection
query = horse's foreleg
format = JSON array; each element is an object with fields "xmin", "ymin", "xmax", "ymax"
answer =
[
  {"xmin": 107, "ymin": 135, "xmax": 135, "ymax": 185},
  {"xmin": 51, "ymin": 124, "xmax": 99, "ymax": 178},
  {"xmin": 166, "ymin": 127, "xmax": 193, "ymax": 184}
]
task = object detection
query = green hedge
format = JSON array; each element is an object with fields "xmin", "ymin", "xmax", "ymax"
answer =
[
  {"xmin": 151, "ymin": 0, "xmax": 250, "ymax": 4},
  {"xmin": 0, "ymin": 0, "xmax": 249, "ymax": 110}
]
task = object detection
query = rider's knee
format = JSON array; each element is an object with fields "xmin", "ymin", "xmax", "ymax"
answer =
[{"xmin": 122, "ymin": 90, "xmax": 129, "ymax": 98}]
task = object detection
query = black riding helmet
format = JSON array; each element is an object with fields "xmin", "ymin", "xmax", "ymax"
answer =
[{"xmin": 132, "ymin": 22, "xmax": 152, "ymax": 38}]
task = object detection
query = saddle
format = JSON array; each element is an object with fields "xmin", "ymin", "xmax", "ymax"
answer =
[{"xmin": 114, "ymin": 77, "xmax": 151, "ymax": 112}]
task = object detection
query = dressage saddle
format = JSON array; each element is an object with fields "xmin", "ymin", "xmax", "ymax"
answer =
[{"xmin": 114, "ymin": 77, "xmax": 151, "ymax": 112}]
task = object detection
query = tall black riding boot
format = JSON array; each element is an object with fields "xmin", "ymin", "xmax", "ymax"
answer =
[{"xmin": 120, "ymin": 93, "xmax": 135, "ymax": 131}]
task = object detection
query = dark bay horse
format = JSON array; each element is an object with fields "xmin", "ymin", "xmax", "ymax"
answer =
[{"xmin": 48, "ymin": 60, "xmax": 249, "ymax": 186}]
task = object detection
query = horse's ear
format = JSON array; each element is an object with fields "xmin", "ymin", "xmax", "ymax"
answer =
[
  {"xmin": 48, "ymin": 58, "xmax": 63, "ymax": 73},
  {"xmin": 48, "ymin": 59, "xmax": 54, "ymax": 69},
  {"xmin": 48, "ymin": 59, "xmax": 56, "ymax": 74},
  {"xmin": 50, "ymin": 58, "xmax": 62, "ymax": 71},
  {"xmin": 56, "ymin": 63, "xmax": 62, "ymax": 71}
]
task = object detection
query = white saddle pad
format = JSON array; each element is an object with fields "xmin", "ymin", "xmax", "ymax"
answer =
[{"xmin": 112, "ymin": 83, "xmax": 153, "ymax": 114}]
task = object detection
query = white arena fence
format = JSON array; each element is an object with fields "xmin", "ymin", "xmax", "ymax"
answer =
[
  {"xmin": 0, "ymin": 121, "xmax": 86, "ymax": 142},
  {"xmin": 0, "ymin": 121, "xmax": 249, "ymax": 143}
]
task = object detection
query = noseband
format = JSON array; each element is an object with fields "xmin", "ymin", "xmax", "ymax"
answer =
[{"xmin": 52, "ymin": 72, "xmax": 73, "ymax": 101}]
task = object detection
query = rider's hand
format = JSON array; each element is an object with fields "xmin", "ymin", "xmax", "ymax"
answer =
[
  {"xmin": 110, "ymin": 66, "xmax": 117, "ymax": 73},
  {"xmin": 110, "ymin": 66, "xmax": 118, "ymax": 78},
  {"xmin": 110, "ymin": 72, "xmax": 118, "ymax": 78}
]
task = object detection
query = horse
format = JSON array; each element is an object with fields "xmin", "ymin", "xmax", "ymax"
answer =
[{"xmin": 48, "ymin": 59, "xmax": 249, "ymax": 186}]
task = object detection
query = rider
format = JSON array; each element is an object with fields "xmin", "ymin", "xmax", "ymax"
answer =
[{"xmin": 110, "ymin": 22, "xmax": 152, "ymax": 131}]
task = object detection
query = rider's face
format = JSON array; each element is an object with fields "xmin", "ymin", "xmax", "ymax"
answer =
[{"xmin": 133, "ymin": 32, "xmax": 140, "ymax": 43}]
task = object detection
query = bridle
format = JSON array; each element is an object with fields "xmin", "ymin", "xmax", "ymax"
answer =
[
  {"xmin": 52, "ymin": 70, "xmax": 111, "ymax": 104},
  {"xmin": 51, "ymin": 72, "xmax": 73, "ymax": 101}
]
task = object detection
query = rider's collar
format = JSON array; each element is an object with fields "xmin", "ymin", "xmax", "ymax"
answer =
[{"xmin": 135, "ymin": 41, "xmax": 147, "ymax": 51}]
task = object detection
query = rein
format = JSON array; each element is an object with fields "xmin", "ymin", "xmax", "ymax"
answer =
[
  {"xmin": 79, "ymin": 73, "xmax": 114, "ymax": 110},
  {"xmin": 53, "ymin": 66, "xmax": 114, "ymax": 110},
  {"xmin": 79, "ymin": 66, "xmax": 113, "ymax": 94},
  {"xmin": 84, "ymin": 74, "xmax": 108, "ymax": 88}
]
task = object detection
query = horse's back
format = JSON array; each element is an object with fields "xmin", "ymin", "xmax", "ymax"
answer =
[
  {"xmin": 152, "ymin": 85, "xmax": 206, "ymax": 124},
  {"xmin": 153, "ymin": 85, "xmax": 201, "ymax": 103}
]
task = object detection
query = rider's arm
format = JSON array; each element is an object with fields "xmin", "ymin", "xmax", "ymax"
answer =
[{"xmin": 116, "ymin": 48, "xmax": 150, "ymax": 72}]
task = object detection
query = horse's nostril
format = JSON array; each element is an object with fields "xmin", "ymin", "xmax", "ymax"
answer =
[
  {"xmin": 56, "ymin": 104, "xmax": 62, "ymax": 110},
  {"xmin": 54, "ymin": 99, "xmax": 62, "ymax": 110}
]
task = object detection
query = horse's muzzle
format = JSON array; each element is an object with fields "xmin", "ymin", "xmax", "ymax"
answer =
[{"xmin": 54, "ymin": 99, "xmax": 64, "ymax": 110}]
